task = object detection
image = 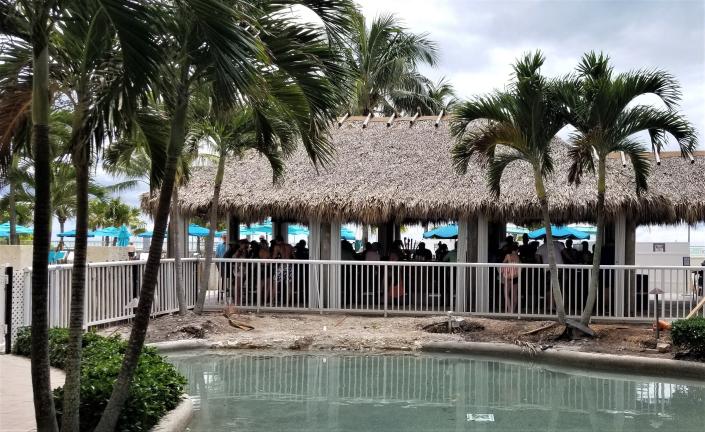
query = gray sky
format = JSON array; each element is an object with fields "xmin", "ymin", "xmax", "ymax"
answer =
[
  {"xmin": 357, "ymin": 0, "xmax": 704, "ymax": 138},
  {"xmin": 80, "ymin": 0, "xmax": 705, "ymax": 243}
]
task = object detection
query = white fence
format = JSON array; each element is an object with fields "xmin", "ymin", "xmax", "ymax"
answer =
[
  {"xmin": 3, "ymin": 258, "xmax": 704, "ymax": 347},
  {"xmin": 5, "ymin": 258, "xmax": 199, "ymax": 345},
  {"xmin": 209, "ymin": 259, "xmax": 704, "ymax": 321}
]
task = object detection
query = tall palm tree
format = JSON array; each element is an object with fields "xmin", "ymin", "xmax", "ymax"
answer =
[
  {"xmin": 560, "ymin": 52, "xmax": 697, "ymax": 327},
  {"xmin": 0, "ymin": 0, "xmax": 62, "ymax": 429},
  {"xmin": 95, "ymin": 2, "xmax": 354, "ymax": 429},
  {"xmin": 192, "ymin": 103, "xmax": 295, "ymax": 313},
  {"xmin": 450, "ymin": 51, "xmax": 569, "ymax": 325},
  {"xmin": 344, "ymin": 12, "xmax": 439, "ymax": 116},
  {"xmin": 47, "ymin": 2, "xmax": 163, "ymax": 428}
]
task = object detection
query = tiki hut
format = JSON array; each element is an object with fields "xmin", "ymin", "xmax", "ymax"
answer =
[{"xmin": 145, "ymin": 116, "xmax": 705, "ymax": 268}]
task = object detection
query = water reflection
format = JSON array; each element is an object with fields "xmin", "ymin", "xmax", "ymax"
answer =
[{"xmin": 169, "ymin": 352, "xmax": 705, "ymax": 432}]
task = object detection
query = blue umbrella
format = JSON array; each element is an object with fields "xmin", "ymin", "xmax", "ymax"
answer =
[
  {"xmin": 423, "ymin": 224, "xmax": 458, "ymax": 239},
  {"xmin": 340, "ymin": 226, "xmax": 356, "ymax": 241},
  {"xmin": 58, "ymin": 229, "xmax": 95, "ymax": 237},
  {"xmin": 93, "ymin": 226, "xmax": 121, "ymax": 237},
  {"xmin": 528, "ymin": 225, "xmax": 590, "ymax": 240},
  {"xmin": 0, "ymin": 222, "xmax": 34, "ymax": 235},
  {"xmin": 116, "ymin": 225, "xmax": 131, "ymax": 247},
  {"xmin": 137, "ymin": 230, "xmax": 154, "ymax": 238}
]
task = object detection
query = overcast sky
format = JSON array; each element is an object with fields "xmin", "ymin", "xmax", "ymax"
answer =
[
  {"xmin": 77, "ymin": 0, "xmax": 705, "ymax": 244},
  {"xmin": 352, "ymin": 0, "xmax": 705, "ymax": 243}
]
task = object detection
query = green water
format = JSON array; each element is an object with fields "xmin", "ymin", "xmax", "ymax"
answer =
[{"xmin": 169, "ymin": 351, "xmax": 705, "ymax": 432}]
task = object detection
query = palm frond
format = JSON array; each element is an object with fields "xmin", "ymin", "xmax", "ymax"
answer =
[{"xmin": 613, "ymin": 138, "xmax": 650, "ymax": 194}]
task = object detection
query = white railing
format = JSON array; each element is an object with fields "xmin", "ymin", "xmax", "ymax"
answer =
[
  {"xmin": 7, "ymin": 258, "xmax": 704, "ymax": 340},
  {"xmin": 11, "ymin": 258, "xmax": 199, "ymax": 334},
  {"xmin": 208, "ymin": 259, "xmax": 704, "ymax": 321}
]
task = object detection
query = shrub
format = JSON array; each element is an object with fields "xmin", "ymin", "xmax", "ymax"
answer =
[
  {"xmin": 671, "ymin": 317, "xmax": 705, "ymax": 359},
  {"xmin": 12, "ymin": 327, "xmax": 186, "ymax": 431}
]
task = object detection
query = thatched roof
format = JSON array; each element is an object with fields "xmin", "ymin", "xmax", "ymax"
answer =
[{"xmin": 146, "ymin": 117, "xmax": 705, "ymax": 225}]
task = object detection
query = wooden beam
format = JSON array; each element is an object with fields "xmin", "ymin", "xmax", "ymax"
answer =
[
  {"xmin": 620, "ymin": 151, "xmax": 626, "ymax": 167},
  {"xmin": 409, "ymin": 112, "xmax": 420, "ymax": 127},
  {"xmin": 386, "ymin": 112, "xmax": 396, "ymax": 127},
  {"xmin": 434, "ymin": 110, "xmax": 444, "ymax": 128},
  {"xmin": 337, "ymin": 112, "xmax": 349, "ymax": 127},
  {"xmin": 362, "ymin": 112, "xmax": 372, "ymax": 129}
]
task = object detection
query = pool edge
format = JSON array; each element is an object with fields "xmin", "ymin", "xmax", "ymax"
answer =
[{"xmin": 421, "ymin": 341, "xmax": 705, "ymax": 382}]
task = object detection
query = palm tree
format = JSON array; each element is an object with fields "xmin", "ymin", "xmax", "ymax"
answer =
[
  {"xmin": 48, "ymin": 2, "xmax": 163, "ymax": 428},
  {"xmin": 103, "ymin": 106, "xmax": 197, "ymax": 314},
  {"xmin": 344, "ymin": 12, "xmax": 439, "ymax": 116},
  {"xmin": 10, "ymin": 160, "xmax": 107, "ymax": 233},
  {"xmin": 95, "ymin": 2, "xmax": 354, "ymax": 429},
  {"xmin": 0, "ymin": 0, "xmax": 62, "ymax": 429},
  {"xmin": 560, "ymin": 52, "xmax": 697, "ymax": 327},
  {"xmin": 450, "ymin": 51, "xmax": 569, "ymax": 325},
  {"xmin": 424, "ymin": 77, "xmax": 457, "ymax": 114},
  {"xmin": 192, "ymin": 104, "xmax": 296, "ymax": 313}
]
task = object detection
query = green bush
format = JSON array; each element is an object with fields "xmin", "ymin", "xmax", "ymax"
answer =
[
  {"xmin": 671, "ymin": 317, "xmax": 705, "ymax": 358},
  {"xmin": 12, "ymin": 327, "xmax": 186, "ymax": 431}
]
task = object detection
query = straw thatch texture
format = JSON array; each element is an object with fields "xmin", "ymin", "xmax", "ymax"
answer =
[{"xmin": 146, "ymin": 117, "xmax": 705, "ymax": 225}]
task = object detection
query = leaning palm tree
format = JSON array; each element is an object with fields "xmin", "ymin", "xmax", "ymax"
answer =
[
  {"xmin": 103, "ymin": 105, "xmax": 197, "ymax": 314},
  {"xmin": 95, "ymin": 1, "xmax": 354, "ymax": 430},
  {"xmin": 560, "ymin": 52, "xmax": 697, "ymax": 327},
  {"xmin": 344, "ymin": 12, "xmax": 439, "ymax": 116},
  {"xmin": 450, "ymin": 51, "xmax": 569, "ymax": 325},
  {"xmin": 192, "ymin": 103, "xmax": 296, "ymax": 314}
]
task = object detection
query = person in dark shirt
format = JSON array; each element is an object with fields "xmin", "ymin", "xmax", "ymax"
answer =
[
  {"xmin": 518, "ymin": 233, "xmax": 536, "ymax": 263},
  {"xmin": 294, "ymin": 240, "xmax": 309, "ymax": 260},
  {"xmin": 580, "ymin": 241, "xmax": 593, "ymax": 264},
  {"xmin": 414, "ymin": 242, "xmax": 433, "ymax": 261},
  {"xmin": 561, "ymin": 238, "xmax": 582, "ymax": 264}
]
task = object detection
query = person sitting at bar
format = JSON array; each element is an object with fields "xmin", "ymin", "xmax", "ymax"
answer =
[
  {"xmin": 294, "ymin": 240, "xmax": 309, "ymax": 259},
  {"xmin": 580, "ymin": 241, "xmax": 593, "ymax": 264},
  {"xmin": 341, "ymin": 240, "xmax": 356, "ymax": 260},
  {"xmin": 435, "ymin": 243, "xmax": 449, "ymax": 262},
  {"xmin": 365, "ymin": 242, "xmax": 381, "ymax": 261},
  {"xmin": 414, "ymin": 242, "xmax": 432, "ymax": 262},
  {"xmin": 561, "ymin": 238, "xmax": 581, "ymax": 264}
]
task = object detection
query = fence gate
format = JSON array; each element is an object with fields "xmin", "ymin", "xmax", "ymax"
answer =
[{"xmin": 2, "ymin": 266, "xmax": 12, "ymax": 353}]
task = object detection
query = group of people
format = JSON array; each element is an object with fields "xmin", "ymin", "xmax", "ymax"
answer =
[
  {"xmin": 497, "ymin": 234, "xmax": 596, "ymax": 314},
  {"xmin": 498, "ymin": 233, "xmax": 594, "ymax": 266}
]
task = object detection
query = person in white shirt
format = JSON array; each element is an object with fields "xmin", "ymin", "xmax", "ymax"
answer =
[{"xmin": 536, "ymin": 240, "xmax": 564, "ymax": 265}]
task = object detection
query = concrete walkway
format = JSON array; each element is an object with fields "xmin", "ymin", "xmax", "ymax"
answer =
[{"xmin": 0, "ymin": 355, "xmax": 65, "ymax": 432}]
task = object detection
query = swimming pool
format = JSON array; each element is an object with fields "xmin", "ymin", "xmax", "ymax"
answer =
[{"xmin": 168, "ymin": 351, "xmax": 705, "ymax": 432}]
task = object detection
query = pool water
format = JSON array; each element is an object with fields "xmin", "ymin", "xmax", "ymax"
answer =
[{"xmin": 168, "ymin": 352, "xmax": 705, "ymax": 432}]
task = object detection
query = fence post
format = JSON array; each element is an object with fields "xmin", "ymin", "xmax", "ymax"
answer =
[
  {"xmin": 384, "ymin": 264, "xmax": 388, "ymax": 317},
  {"xmin": 3, "ymin": 266, "xmax": 12, "ymax": 354}
]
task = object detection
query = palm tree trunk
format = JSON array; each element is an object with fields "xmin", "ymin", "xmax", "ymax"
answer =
[
  {"xmin": 29, "ymin": 27, "xmax": 59, "ymax": 432},
  {"xmin": 62, "ymin": 99, "xmax": 90, "ymax": 432},
  {"xmin": 59, "ymin": 220, "xmax": 65, "ymax": 234},
  {"xmin": 95, "ymin": 76, "xmax": 189, "ymax": 432},
  {"xmin": 535, "ymin": 173, "xmax": 566, "ymax": 324},
  {"xmin": 172, "ymin": 187, "xmax": 187, "ymax": 314},
  {"xmin": 580, "ymin": 159, "xmax": 606, "ymax": 326},
  {"xmin": 195, "ymin": 154, "xmax": 225, "ymax": 314}
]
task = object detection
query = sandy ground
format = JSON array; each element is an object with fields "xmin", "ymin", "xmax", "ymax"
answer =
[{"xmin": 101, "ymin": 311, "xmax": 678, "ymax": 359}]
